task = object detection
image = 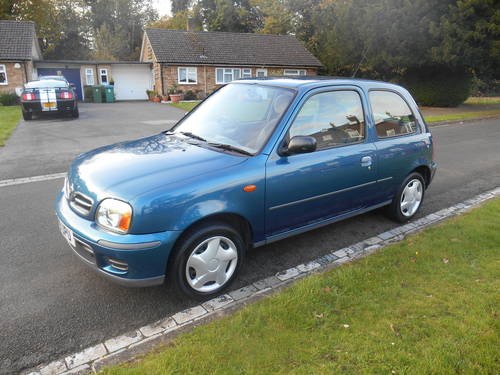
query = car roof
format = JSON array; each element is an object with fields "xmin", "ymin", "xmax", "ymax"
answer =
[{"xmin": 233, "ymin": 76, "xmax": 404, "ymax": 91}]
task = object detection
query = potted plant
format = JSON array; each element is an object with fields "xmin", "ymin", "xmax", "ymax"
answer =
[
  {"xmin": 153, "ymin": 94, "xmax": 161, "ymax": 103},
  {"xmin": 168, "ymin": 84, "xmax": 183, "ymax": 103},
  {"xmin": 146, "ymin": 90, "xmax": 155, "ymax": 101}
]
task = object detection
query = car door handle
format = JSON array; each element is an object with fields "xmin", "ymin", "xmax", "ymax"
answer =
[{"xmin": 361, "ymin": 156, "xmax": 372, "ymax": 167}]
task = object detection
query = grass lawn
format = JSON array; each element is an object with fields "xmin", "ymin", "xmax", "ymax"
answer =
[
  {"xmin": 102, "ymin": 199, "xmax": 500, "ymax": 375},
  {"xmin": 168, "ymin": 101, "xmax": 200, "ymax": 112},
  {"xmin": 465, "ymin": 97, "xmax": 500, "ymax": 105},
  {"xmin": 425, "ymin": 109, "xmax": 500, "ymax": 123},
  {"xmin": 0, "ymin": 105, "xmax": 21, "ymax": 146}
]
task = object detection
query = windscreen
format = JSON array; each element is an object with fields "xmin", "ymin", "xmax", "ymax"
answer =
[
  {"xmin": 173, "ymin": 83, "xmax": 295, "ymax": 154},
  {"xmin": 25, "ymin": 80, "xmax": 68, "ymax": 89}
]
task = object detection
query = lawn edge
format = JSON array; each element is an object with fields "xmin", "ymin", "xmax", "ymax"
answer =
[{"xmin": 25, "ymin": 187, "xmax": 500, "ymax": 375}]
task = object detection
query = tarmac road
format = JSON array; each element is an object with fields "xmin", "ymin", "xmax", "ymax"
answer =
[{"xmin": 0, "ymin": 116, "xmax": 499, "ymax": 374}]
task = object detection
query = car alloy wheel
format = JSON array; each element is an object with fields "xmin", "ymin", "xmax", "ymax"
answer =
[
  {"xmin": 185, "ymin": 235, "xmax": 238, "ymax": 293},
  {"xmin": 400, "ymin": 178, "xmax": 423, "ymax": 217}
]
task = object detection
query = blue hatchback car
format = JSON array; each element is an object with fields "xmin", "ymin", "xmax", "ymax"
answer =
[{"xmin": 55, "ymin": 77, "xmax": 437, "ymax": 298}]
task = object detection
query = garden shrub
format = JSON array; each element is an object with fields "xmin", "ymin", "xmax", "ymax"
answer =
[
  {"xmin": 0, "ymin": 92, "xmax": 19, "ymax": 106},
  {"xmin": 183, "ymin": 90, "xmax": 197, "ymax": 100},
  {"xmin": 401, "ymin": 65, "xmax": 472, "ymax": 107}
]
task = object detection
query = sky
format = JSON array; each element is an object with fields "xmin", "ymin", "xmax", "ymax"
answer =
[{"xmin": 152, "ymin": 0, "xmax": 171, "ymax": 17}]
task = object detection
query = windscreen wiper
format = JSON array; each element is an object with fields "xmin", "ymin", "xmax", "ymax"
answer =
[
  {"xmin": 180, "ymin": 131, "xmax": 207, "ymax": 142},
  {"xmin": 207, "ymin": 142, "xmax": 253, "ymax": 156}
]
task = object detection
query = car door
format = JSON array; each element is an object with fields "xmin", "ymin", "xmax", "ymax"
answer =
[
  {"xmin": 368, "ymin": 90, "xmax": 430, "ymax": 202},
  {"xmin": 265, "ymin": 87, "xmax": 378, "ymax": 237}
]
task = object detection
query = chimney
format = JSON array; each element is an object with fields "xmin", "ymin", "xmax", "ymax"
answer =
[{"xmin": 187, "ymin": 17, "xmax": 197, "ymax": 32}]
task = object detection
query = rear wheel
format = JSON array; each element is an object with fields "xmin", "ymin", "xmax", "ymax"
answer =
[
  {"xmin": 22, "ymin": 111, "xmax": 32, "ymax": 121},
  {"xmin": 388, "ymin": 172, "xmax": 425, "ymax": 223},
  {"xmin": 169, "ymin": 222, "xmax": 244, "ymax": 299},
  {"xmin": 71, "ymin": 106, "xmax": 79, "ymax": 118}
]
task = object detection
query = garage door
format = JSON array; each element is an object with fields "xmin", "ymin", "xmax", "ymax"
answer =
[
  {"xmin": 112, "ymin": 64, "xmax": 152, "ymax": 101},
  {"xmin": 36, "ymin": 68, "xmax": 83, "ymax": 101}
]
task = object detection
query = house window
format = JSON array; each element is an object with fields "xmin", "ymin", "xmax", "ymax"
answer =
[
  {"xmin": 100, "ymin": 68, "xmax": 108, "ymax": 84},
  {"xmin": 178, "ymin": 67, "xmax": 197, "ymax": 84},
  {"xmin": 85, "ymin": 68, "xmax": 94, "ymax": 85},
  {"xmin": 0, "ymin": 64, "xmax": 7, "ymax": 85},
  {"xmin": 256, "ymin": 69, "xmax": 267, "ymax": 78},
  {"xmin": 284, "ymin": 69, "xmax": 306, "ymax": 76},
  {"xmin": 215, "ymin": 68, "xmax": 241, "ymax": 84},
  {"xmin": 242, "ymin": 68, "xmax": 252, "ymax": 78}
]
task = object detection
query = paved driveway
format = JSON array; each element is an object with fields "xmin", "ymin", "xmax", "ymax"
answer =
[{"xmin": 0, "ymin": 102, "xmax": 185, "ymax": 180}]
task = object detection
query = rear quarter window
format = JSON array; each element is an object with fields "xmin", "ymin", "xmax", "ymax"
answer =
[{"xmin": 369, "ymin": 91, "xmax": 418, "ymax": 138}]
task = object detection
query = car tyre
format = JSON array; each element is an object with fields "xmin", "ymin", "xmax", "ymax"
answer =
[
  {"xmin": 72, "ymin": 107, "xmax": 79, "ymax": 118},
  {"xmin": 388, "ymin": 172, "xmax": 425, "ymax": 223},
  {"xmin": 169, "ymin": 222, "xmax": 245, "ymax": 299},
  {"xmin": 22, "ymin": 111, "xmax": 32, "ymax": 121}
]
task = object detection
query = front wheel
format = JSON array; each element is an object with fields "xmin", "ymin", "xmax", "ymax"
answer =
[
  {"xmin": 388, "ymin": 172, "xmax": 425, "ymax": 223},
  {"xmin": 169, "ymin": 222, "xmax": 244, "ymax": 299}
]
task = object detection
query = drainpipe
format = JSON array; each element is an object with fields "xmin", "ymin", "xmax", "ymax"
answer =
[
  {"xmin": 204, "ymin": 65, "xmax": 207, "ymax": 95},
  {"xmin": 23, "ymin": 61, "xmax": 29, "ymax": 84},
  {"xmin": 160, "ymin": 63, "xmax": 165, "ymax": 96},
  {"xmin": 95, "ymin": 65, "xmax": 99, "ymax": 84}
]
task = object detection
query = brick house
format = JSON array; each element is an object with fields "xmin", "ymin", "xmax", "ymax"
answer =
[
  {"xmin": 0, "ymin": 20, "xmax": 42, "ymax": 94},
  {"xmin": 140, "ymin": 29, "xmax": 322, "ymax": 97}
]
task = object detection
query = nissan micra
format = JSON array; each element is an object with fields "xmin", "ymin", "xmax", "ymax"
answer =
[{"xmin": 55, "ymin": 77, "xmax": 437, "ymax": 298}]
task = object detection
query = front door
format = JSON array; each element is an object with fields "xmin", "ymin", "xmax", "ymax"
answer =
[{"xmin": 265, "ymin": 88, "xmax": 377, "ymax": 236}]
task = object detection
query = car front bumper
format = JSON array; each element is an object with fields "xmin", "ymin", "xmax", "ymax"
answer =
[{"xmin": 55, "ymin": 192, "xmax": 181, "ymax": 287}]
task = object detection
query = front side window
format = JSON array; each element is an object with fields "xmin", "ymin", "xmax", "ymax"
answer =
[
  {"xmin": 100, "ymin": 68, "xmax": 108, "ymax": 84},
  {"xmin": 284, "ymin": 69, "xmax": 306, "ymax": 76},
  {"xmin": 0, "ymin": 64, "xmax": 7, "ymax": 85},
  {"xmin": 288, "ymin": 90, "xmax": 365, "ymax": 151},
  {"xmin": 178, "ymin": 67, "xmax": 197, "ymax": 84},
  {"xmin": 215, "ymin": 68, "xmax": 241, "ymax": 84},
  {"xmin": 85, "ymin": 68, "xmax": 94, "ymax": 85},
  {"xmin": 369, "ymin": 91, "xmax": 418, "ymax": 138},
  {"xmin": 173, "ymin": 83, "xmax": 295, "ymax": 154}
]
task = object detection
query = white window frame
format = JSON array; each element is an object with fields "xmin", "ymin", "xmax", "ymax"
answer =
[
  {"xmin": 256, "ymin": 68, "xmax": 267, "ymax": 78},
  {"xmin": 85, "ymin": 68, "xmax": 94, "ymax": 85},
  {"xmin": 99, "ymin": 68, "xmax": 108, "ymax": 84},
  {"xmin": 284, "ymin": 69, "xmax": 307, "ymax": 76},
  {"xmin": 215, "ymin": 68, "xmax": 242, "ymax": 84},
  {"xmin": 178, "ymin": 67, "xmax": 197, "ymax": 84},
  {"xmin": 242, "ymin": 68, "xmax": 252, "ymax": 78},
  {"xmin": 0, "ymin": 64, "xmax": 7, "ymax": 85}
]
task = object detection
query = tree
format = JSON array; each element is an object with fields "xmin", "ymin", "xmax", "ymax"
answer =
[
  {"xmin": 85, "ymin": 0, "xmax": 158, "ymax": 60},
  {"xmin": 171, "ymin": 0, "xmax": 191, "ymax": 14},
  {"xmin": 198, "ymin": 0, "xmax": 262, "ymax": 32}
]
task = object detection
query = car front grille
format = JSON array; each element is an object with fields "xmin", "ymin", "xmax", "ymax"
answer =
[{"xmin": 69, "ymin": 192, "xmax": 94, "ymax": 216}]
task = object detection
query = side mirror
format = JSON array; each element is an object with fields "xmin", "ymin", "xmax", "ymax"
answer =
[{"xmin": 280, "ymin": 135, "xmax": 317, "ymax": 156}]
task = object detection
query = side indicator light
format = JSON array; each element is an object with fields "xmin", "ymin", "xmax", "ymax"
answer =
[{"xmin": 243, "ymin": 185, "xmax": 257, "ymax": 193}]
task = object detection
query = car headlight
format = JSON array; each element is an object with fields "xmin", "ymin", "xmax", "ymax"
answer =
[
  {"xmin": 96, "ymin": 198, "xmax": 132, "ymax": 234},
  {"xmin": 63, "ymin": 177, "xmax": 70, "ymax": 200}
]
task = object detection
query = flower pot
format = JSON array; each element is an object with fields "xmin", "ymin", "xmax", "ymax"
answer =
[
  {"xmin": 170, "ymin": 94, "xmax": 182, "ymax": 103},
  {"xmin": 153, "ymin": 96, "xmax": 161, "ymax": 103}
]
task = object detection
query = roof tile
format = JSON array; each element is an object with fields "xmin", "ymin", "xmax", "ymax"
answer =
[
  {"xmin": 145, "ymin": 29, "xmax": 322, "ymax": 67},
  {"xmin": 0, "ymin": 20, "xmax": 36, "ymax": 60}
]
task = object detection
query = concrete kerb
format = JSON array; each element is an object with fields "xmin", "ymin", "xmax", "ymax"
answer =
[{"xmin": 26, "ymin": 187, "xmax": 500, "ymax": 375}]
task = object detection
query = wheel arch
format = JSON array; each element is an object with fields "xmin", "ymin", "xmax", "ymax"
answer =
[
  {"xmin": 166, "ymin": 212, "xmax": 253, "ymax": 272},
  {"xmin": 411, "ymin": 165, "xmax": 431, "ymax": 188}
]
